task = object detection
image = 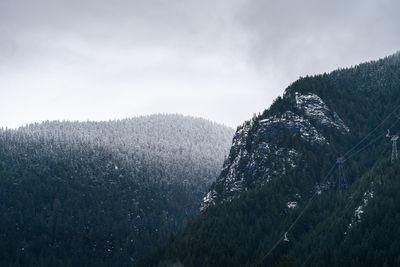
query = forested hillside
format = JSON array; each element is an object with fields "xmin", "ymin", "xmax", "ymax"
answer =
[
  {"xmin": 0, "ymin": 114, "xmax": 233, "ymax": 266},
  {"xmin": 140, "ymin": 52, "xmax": 400, "ymax": 266}
]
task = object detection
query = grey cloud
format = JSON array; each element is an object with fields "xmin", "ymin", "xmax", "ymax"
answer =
[
  {"xmin": 237, "ymin": 0, "xmax": 400, "ymax": 76},
  {"xmin": 0, "ymin": 0, "xmax": 399, "ymax": 128}
]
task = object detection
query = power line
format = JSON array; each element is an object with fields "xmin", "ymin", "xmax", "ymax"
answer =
[
  {"xmin": 299, "ymin": 119, "xmax": 400, "ymax": 266},
  {"xmin": 343, "ymin": 105, "xmax": 400, "ymax": 158},
  {"xmin": 345, "ymin": 117, "xmax": 400, "ymax": 161},
  {"xmin": 262, "ymin": 163, "xmax": 337, "ymax": 262},
  {"xmin": 299, "ymin": 197, "xmax": 356, "ymax": 267},
  {"xmin": 261, "ymin": 102, "xmax": 400, "ymax": 265}
]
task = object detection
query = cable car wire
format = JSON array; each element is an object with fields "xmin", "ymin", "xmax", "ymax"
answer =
[{"xmin": 262, "ymin": 102, "xmax": 400, "ymax": 265}]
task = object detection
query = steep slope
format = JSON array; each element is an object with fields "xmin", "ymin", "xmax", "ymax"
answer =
[
  {"xmin": 0, "ymin": 114, "xmax": 233, "ymax": 266},
  {"xmin": 287, "ymin": 158, "xmax": 400, "ymax": 266},
  {"xmin": 140, "ymin": 52, "xmax": 400, "ymax": 266},
  {"xmin": 201, "ymin": 91, "xmax": 349, "ymax": 210}
]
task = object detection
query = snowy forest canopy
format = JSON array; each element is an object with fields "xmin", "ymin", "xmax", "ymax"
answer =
[
  {"xmin": 8, "ymin": 114, "xmax": 234, "ymax": 191},
  {"xmin": 0, "ymin": 114, "xmax": 234, "ymax": 265}
]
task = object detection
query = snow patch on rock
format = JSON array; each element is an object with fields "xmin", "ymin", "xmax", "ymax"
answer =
[
  {"xmin": 348, "ymin": 189, "xmax": 374, "ymax": 230},
  {"xmin": 295, "ymin": 92, "xmax": 350, "ymax": 133},
  {"xmin": 287, "ymin": 201, "xmax": 298, "ymax": 209},
  {"xmin": 200, "ymin": 189, "xmax": 218, "ymax": 211},
  {"xmin": 260, "ymin": 111, "xmax": 327, "ymax": 145},
  {"xmin": 201, "ymin": 92, "xmax": 351, "ymax": 211}
]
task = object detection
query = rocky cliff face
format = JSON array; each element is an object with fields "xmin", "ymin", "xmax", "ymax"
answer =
[{"xmin": 201, "ymin": 92, "xmax": 350, "ymax": 210}]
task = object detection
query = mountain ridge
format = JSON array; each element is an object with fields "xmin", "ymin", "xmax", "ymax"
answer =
[
  {"xmin": 140, "ymin": 51, "xmax": 400, "ymax": 266},
  {"xmin": 0, "ymin": 114, "xmax": 234, "ymax": 266}
]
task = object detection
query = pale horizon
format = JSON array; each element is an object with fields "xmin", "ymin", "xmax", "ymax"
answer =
[{"xmin": 1, "ymin": 0, "xmax": 400, "ymax": 129}]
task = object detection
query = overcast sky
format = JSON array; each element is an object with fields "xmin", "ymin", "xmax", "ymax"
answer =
[{"xmin": 1, "ymin": 0, "xmax": 399, "ymax": 129}]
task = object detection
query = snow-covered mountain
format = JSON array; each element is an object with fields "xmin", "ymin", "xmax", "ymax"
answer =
[
  {"xmin": 202, "ymin": 92, "xmax": 349, "ymax": 210},
  {"xmin": 0, "ymin": 114, "xmax": 233, "ymax": 266},
  {"xmin": 17, "ymin": 114, "xmax": 234, "ymax": 193}
]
